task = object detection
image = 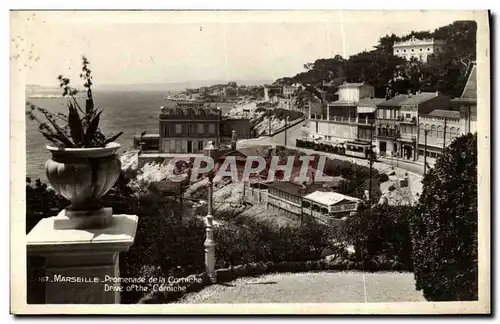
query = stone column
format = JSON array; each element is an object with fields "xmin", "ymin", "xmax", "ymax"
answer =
[{"xmin": 27, "ymin": 213, "xmax": 138, "ymax": 304}]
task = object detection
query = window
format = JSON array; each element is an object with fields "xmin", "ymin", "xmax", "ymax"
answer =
[
  {"xmin": 404, "ymin": 49, "xmax": 407, "ymax": 52},
  {"xmin": 163, "ymin": 124, "xmax": 170, "ymax": 136},
  {"xmin": 431, "ymin": 125, "xmax": 437, "ymax": 137},
  {"xmin": 419, "ymin": 149, "xmax": 424, "ymax": 156},
  {"xmin": 175, "ymin": 124, "xmax": 182, "ymax": 134},
  {"xmin": 321, "ymin": 207, "xmax": 329, "ymax": 215},
  {"xmin": 437, "ymin": 125, "xmax": 443, "ymax": 138},
  {"xmin": 198, "ymin": 140, "xmax": 204, "ymax": 151},
  {"xmin": 450, "ymin": 127, "xmax": 457, "ymax": 140},
  {"xmin": 175, "ymin": 140, "xmax": 182, "ymax": 152},
  {"xmin": 406, "ymin": 113, "xmax": 411, "ymax": 119},
  {"xmin": 427, "ymin": 48, "xmax": 431, "ymax": 51},
  {"xmin": 197, "ymin": 124, "xmax": 204, "ymax": 133},
  {"xmin": 209, "ymin": 124, "xmax": 215, "ymax": 134},
  {"xmin": 396, "ymin": 50, "xmax": 399, "ymax": 53},
  {"xmin": 411, "ymin": 49, "xmax": 414, "ymax": 52},
  {"xmin": 187, "ymin": 124, "xmax": 193, "ymax": 134},
  {"xmin": 420, "ymin": 48, "xmax": 423, "ymax": 51}
]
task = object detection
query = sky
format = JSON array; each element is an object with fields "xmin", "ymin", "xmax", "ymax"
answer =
[{"xmin": 10, "ymin": 10, "xmax": 480, "ymax": 87}]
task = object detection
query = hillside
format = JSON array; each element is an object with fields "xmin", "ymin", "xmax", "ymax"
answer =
[{"xmin": 277, "ymin": 20, "xmax": 477, "ymax": 99}]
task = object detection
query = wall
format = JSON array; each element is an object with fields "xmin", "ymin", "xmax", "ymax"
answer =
[
  {"xmin": 307, "ymin": 120, "xmax": 357, "ymax": 142},
  {"xmin": 160, "ymin": 138, "xmax": 215, "ymax": 153},
  {"xmin": 242, "ymin": 185, "xmax": 268, "ymax": 205},
  {"xmin": 267, "ymin": 194, "xmax": 302, "ymax": 216},
  {"xmin": 393, "ymin": 40, "xmax": 443, "ymax": 62},
  {"xmin": 418, "ymin": 116, "xmax": 462, "ymax": 148},
  {"xmin": 338, "ymin": 88, "xmax": 359, "ymax": 102}
]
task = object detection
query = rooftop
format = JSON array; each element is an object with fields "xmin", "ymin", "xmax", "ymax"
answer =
[
  {"xmin": 424, "ymin": 109, "xmax": 461, "ymax": 119},
  {"xmin": 267, "ymin": 181, "xmax": 305, "ymax": 196},
  {"xmin": 393, "ymin": 36, "xmax": 442, "ymax": 47},
  {"xmin": 328, "ymin": 100, "xmax": 358, "ymax": 107},
  {"xmin": 338, "ymin": 82, "xmax": 365, "ymax": 89},
  {"xmin": 357, "ymin": 97, "xmax": 386, "ymax": 108},
  {"xmin": 460, "ymin": 64, "xmax": 477, "ymax": 100},
  {"xmin": 303, "ymin": 190, "xmax": 360, "ymax": 206},
  {"xmin": 160, "ymin": 101, "xmax": 220, "ymax": 117},
  {"xmin": 378, "ymin": 92, "xmax": 438, "ymax": 107},
  {"xmin": 221, "ymin": 145, "xmax": 273, "ymax": 159}
]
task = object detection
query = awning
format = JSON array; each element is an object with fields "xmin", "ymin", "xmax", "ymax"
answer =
[{"xmin": 357, "ymin": 106, "xmax": 376, "ymax": 114}]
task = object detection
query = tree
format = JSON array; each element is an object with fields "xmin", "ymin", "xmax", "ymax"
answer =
[
  {"xmin": 341, "ymin": 203, "xmax": 414, "ymax": 269},
  {"xmin": 409, "ymin": 133, "xmax": 478, "ymax": 301},
  {"xmin": 283, "ymin": 20, "xmax": 477, "ymax": 99}
]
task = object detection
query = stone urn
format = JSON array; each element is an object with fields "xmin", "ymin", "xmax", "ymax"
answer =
[{"xmin": 45, "ymin": 142, "xmax": 122, "ymax": 228}]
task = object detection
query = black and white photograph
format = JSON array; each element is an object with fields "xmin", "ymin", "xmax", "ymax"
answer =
[{"xmin": 10, "ymin": 9, "xmax": 490, "ymax": 314}]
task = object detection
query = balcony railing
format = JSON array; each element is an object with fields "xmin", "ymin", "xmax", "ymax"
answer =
[
  {"xmin": 399, "ymin": 116, "xmax": 417, "ymax": 124},
  {"xmin": 400, "ymin": 133, "xmax": 417, "ymax": 142},
  {"xmin": 376, "ymin": 131, "xmax": 401, "ymax": 139}
]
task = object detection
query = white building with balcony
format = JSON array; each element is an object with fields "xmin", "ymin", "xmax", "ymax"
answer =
[{"xmin": 393, "ymin": 36, "xmax": 445, "ymax": 62}]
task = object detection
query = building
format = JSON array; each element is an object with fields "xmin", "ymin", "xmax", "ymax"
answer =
[
  {"xmin": 301, "ymin": 191, "xmax": 360, "ymax": 224},
  {"xmin": 393, "ymin": 36, "xmax": 445, "ymax": 62},
  {"xmin": 357, "ymin": 97, "xmax": 384, "ymax": 142},
  {"xmin": 375, "ymin": 91, "xmax": 451, "ymax": 159},
  {"xmin": 159, "ymin": 102, "xmax": 221, "ymax": 154},
  {"xmin": 418, "ymin": 63, "xmax": 477, "ymax": 163},
  {"xmin": 267, "ymin": 182, "xmax": 305, "ymax": 219},
  {"xmin": 304, "ymin": 83, "xmax": 379, "ymax": 145},
  {"xmin": 453, "ymin": 63, "xmax": 477, "ymax": 134},
  {"xmin": 281, "ymin": 83, "xmax": 302, "ymax": 99},
  {"xmin": 134, "ymin": 101, "xmax": 250, "ymax": 167},
  {"xmin": 418, "ymin": 109, "xmax": 462, "ymax": 161}
]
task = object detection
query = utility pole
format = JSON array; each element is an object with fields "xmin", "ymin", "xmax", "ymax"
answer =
[
  {"xmin": 424, "ymin": 129, "xmax": 429, "ymax": 175},
  {"xmin": 443, "ymin": 118, "xmax": 447, "ymax": 150},
  {"xmin": 285, "ymin": 116, "xmax": 289, "ymax": 146}
]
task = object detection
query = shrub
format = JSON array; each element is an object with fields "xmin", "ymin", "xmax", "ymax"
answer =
[
  {"xmin": 119, "ymin": 210, "xmax": 206, "ymax": 303},
  {"xmin": 409, "ymin": 133, "xmax": 478, "ymax": 301},
  {"xmin": 378, "ymin": 173, "xmax": 389, "ymax": 183},
  {"xmin": 214, "ymin": 220, "xmax": 333, "ymax": 267},
  {"xmin": 339, "ymin": 203, "xmax": 414, "ymax": 270}
]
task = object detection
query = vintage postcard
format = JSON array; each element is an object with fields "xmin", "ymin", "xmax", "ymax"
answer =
[{"xmin": 10, "ymin": 10, "xmax": 490, "ymax": 314}]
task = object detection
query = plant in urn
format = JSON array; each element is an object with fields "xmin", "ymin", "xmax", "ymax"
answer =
[{"xmin": 26, "ymin": 56, "xmax": 123, "ymax": 229}]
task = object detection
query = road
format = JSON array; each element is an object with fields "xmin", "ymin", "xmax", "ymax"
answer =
[
  {"xmin": 177, "ymin": 271, "xmax": 426, "ymax": 304},
  {"xmin": 238, "ymin": 121, "xmax": 425, "ymax": 176}
]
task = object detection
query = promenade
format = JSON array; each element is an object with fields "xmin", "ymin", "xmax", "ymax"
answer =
[{"xmin": 178, "ymin": 271, "xmax": 425, "ymax": 304}]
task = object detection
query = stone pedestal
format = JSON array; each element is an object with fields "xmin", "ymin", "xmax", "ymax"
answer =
[{"xmin": 27, "ymin": 214, "xmax": 138, "ymax": 304}]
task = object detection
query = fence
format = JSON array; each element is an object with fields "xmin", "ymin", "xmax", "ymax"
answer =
[{"xmin": 242, "ymin": 183, "xmax": 269, "ymax": 205}]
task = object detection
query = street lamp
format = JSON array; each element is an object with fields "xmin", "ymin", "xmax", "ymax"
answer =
[{"xmin": 203, "ymin": 141, "xmax": 218, "ymax": 283}]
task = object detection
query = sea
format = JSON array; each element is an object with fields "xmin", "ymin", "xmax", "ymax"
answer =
[{"xmin": 25, "ymin": 90, "xmax": 236, "ymax": 182}]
